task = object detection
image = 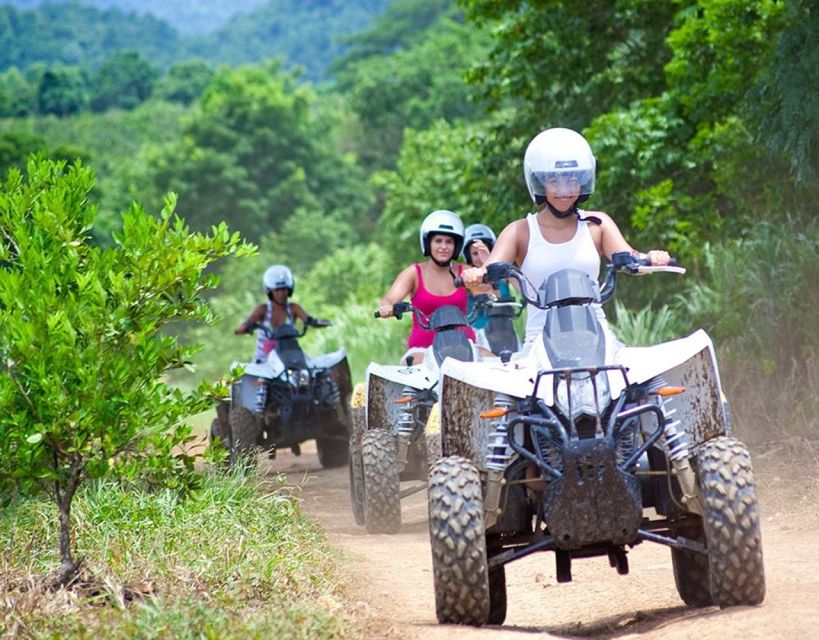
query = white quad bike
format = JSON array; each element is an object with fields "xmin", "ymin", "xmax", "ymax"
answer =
[
  {"xmin": 428, "ymin": 253, "xmax": 765, "ymax": 625},
  {"xmin": 349, "ymin": 301, "xmax": 510, "ymax": 534},
  {"xmin": 211, "ymin": 320, "xmax": 353, "ymax": 468}
]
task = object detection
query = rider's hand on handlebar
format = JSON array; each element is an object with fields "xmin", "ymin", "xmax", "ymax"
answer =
[
  {"xmin": 646, "ymin": 250, "xmax": 671, "ymax": 266},
  {"xmin": 462, "ymin": 266, "xmax": 488, "ymax": 293},
  {"xmin": 376, "ymin": 304, "xmax": 394, "ymax": 318}
]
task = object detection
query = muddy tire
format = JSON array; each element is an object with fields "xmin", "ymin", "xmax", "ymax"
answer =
[
  {"xmin": 228, "ymin": 406, "xmax": 260, "ymax": 461},
  {"xmin": 210, "ymin": 418, "xmax": 225, "ymax": 443},
  {"xmin": 317, "ymin": 434, "xmax": 348, "ymax": 468},
  {"xmin": 362, "ymin": 428, "xmax": 401, "ymax": 534},
  {"xmin": 349, "ymin": 435, "xmax": 365, "ymax": 526},
  {"xmin": 428, "ymin": 455, "xmax": 490, "ymax": 625},
  {"xmin": 671, "ymin": 525, "xmax": 713, "ymax": 606},
  {"xmin": 691, "ymin": 436, "xmax": 766, "ymax": 607}
]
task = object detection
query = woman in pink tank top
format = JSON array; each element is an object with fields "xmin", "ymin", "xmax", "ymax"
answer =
[{"xmin": 378, "ymin": 210, "xmax": 476, "ymax": 350}]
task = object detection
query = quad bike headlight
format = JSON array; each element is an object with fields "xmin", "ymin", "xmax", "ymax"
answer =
[
  {"xmin": 297, "ymin": 369, "xmax": 311, "ymax": 389},
  {"xmin": 555, "ymin": 372, "xmax": 611, "ymax": 420}
]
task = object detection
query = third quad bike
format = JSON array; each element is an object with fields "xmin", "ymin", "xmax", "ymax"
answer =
[
  {"xmin": 211, "ymin": 319, "xmax": 353, "ymax": 468},
  {"xmin": 427, "ymin": 253, "xmax": 765, "ymax": 625}
]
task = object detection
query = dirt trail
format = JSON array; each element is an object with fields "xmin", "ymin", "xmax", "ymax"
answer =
[{"xmin": 262, "ymin": 443, "xmax": 819, "ymax": 639}]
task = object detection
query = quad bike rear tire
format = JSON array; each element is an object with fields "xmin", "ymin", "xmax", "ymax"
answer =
[
  {"xmin": 228, "ymin": 406, "xmax": 261, "ymax": 461},
  {"xmin": 428, "ymin": 455, "xmax": 492, "ymax": 625},
  {"xmin": 316, "ymin": 434, "xmax": 348, "ymax": 468},
  {"xmin": 361, "ymin": 428, "xmax": 401, "ymax": 534},
  {"xmin": 210, "ymin": 418, "xmax": 225, "ymax": 443},
  {"xmin": 686, "ymin": 436, "xmax": 766, "ymax": 607},
  {"xmin": 348, "ymin": 435, "xmax": 365, "ymax": 526}
]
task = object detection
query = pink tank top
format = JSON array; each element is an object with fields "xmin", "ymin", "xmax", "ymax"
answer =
[{"xmin": 408, "ymin": 263, "xmax": 476, "ymax": 348}]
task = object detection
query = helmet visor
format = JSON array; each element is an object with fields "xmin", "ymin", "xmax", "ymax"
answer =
[{"xmin": 529, "ymin": 170, "xmax": 595, "ymax": 198}]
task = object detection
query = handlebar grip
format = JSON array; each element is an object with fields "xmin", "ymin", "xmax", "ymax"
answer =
[{"xmin": 373, "ymin": 310, "xmax": 382, "ymax": 318}]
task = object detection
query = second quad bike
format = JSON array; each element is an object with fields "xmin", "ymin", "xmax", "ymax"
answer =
[
  {"xmin": 349, "ymin": 301, "xmax": 514, "ymax": 534},
  {"xmin": 427, "ymin": 253, "xmax": 765, "ymax": 625},
  {"xmin": 211, "ymin": 319, "xmax": 353, "ymax": 468}
]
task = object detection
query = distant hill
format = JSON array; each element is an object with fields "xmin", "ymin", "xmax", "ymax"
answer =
[
  {"xmin": 0, "ymin": 0, "xmax": 391, "ymax": 80},
  {"xmin": 1, "ymin": 0, "xmax": 270, "ymax": 35},
  {"xmin": 0, "ymin": 3, "xmax": 180, "ymax": 70},
  {"xmin": 187, "ymin": 0, "xmax": 390, "ymax": 82}
]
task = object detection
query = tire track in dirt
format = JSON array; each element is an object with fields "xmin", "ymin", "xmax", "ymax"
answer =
[{"xmin": 263, "ymin": 444, "xmax": 819, "ymax": 639}]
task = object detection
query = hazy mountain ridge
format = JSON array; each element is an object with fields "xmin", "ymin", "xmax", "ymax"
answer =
[
  {"xmin": 0, "ymin": 0, "xmax": 391, "ymax": 79},
  {"xmin": 1, "ymin": 0, "xmax": 270, "ymax": 35}
]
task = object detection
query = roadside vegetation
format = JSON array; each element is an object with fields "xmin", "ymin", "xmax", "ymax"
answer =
[{"xmin": 0, "ymin": 466, "xmax": 350, "ymax": 639}]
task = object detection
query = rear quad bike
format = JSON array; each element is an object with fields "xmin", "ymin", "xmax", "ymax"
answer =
[
  {"xmin": 427, "ymin": 254, "xmax": 765, "ymax": 625},
  {"xmin": 211, "ymin": 318, "xmax": 352, "ymax": 468},
  {"xmin": 349, "ymin": 300, "xmax": 517, "ymax": 534},
  {"xmin": 471, "ymin": 293, "xmax": 523, "ymax": 357}
]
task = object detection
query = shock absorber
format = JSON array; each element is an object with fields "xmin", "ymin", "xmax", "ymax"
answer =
[
  {"xmin": 659, "ymin": 396, "xmax": 703, "ymax": 515},
  {"xmin": 395, "ymin": 386, "xmax": 417, "ymax": 472},
  {"xmin": 484, "ymin": 394, "xmax": 515, "ymax": 529}
]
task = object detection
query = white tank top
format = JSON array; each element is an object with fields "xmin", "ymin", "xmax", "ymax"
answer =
[
  {"xmin": 520, "ymin": 211, "xmax": 601, "ymax": 338},
  {"xmin": 253, "ymin": 301, "xmax": 295, "ymax": 362}
]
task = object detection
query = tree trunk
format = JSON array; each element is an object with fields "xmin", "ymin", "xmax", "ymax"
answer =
[{"xmin": 55, "ymin": 464, "xmax": 82, "ymax": 586}]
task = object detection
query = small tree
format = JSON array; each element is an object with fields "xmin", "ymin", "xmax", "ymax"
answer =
[{"xmin": 0, "ymin": 157, "xmax": 252, "ymax": 584}]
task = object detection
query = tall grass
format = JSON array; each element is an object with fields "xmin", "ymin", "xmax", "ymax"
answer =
[
  {"xmin": 609, "ymin": 300, "xmax": 686, "ymax": 346},
  {"xmin": 0, "ymin": 466, "xmax": 350, "ymax": 639},
  {"xmin": 678, "ymin": 216, "xmax": 819, "ymax": 443}
]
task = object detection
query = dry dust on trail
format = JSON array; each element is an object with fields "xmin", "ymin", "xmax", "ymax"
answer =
[{"xmin": 260, "ymin": 441, "xmax": 819, "ymax": 640}]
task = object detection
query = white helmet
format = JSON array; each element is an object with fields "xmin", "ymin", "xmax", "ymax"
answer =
[
  {"xmin": 263, "ymin": 264, "xmax": 294, "ymax": 295},
  {"xmin": 523, "ymin": 128, "xmax": 596, "ymax": 204},
  {"xmin": 419, "ymin": 209, "xmax": 465, "ymax": 258},
  {"xmin": 462, "ymin": 223, "xmax": 496, "ymax": 265}
]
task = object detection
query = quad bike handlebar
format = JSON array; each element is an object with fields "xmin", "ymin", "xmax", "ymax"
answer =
[
  {"xmin": 457, "ymin": 252, "xmax": 684, "ymax": 308},
  {"xmin": 373, "ymin": 301, "xmax": 413, "ymax": 320},
  {"xmin": 250, "ymin": 316, "xmax": 331, "ymax": 339},
  {"xmin": 373, "ymin": 301, "xmax": 478, "ymax": 331},
  {"xmin": 373, "ymin": 302, "xmax": 439, "ymax": 329}
]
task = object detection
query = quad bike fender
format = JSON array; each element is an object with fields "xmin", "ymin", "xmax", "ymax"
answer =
[
  {"xmin": 365, "ymin": 361, "xmax": 436, "ymax": 391},
  {"xmin": 440, "ymin": 357, "xmax": 540, "ymax": 402},
  {"xmin": 232, "ymin": 351, "xmax": 285, "ymax": 380},
  {"xmin": 310, "ymin": 348, "xmax": 348, "ymax": 370},
  {"xmin": 365, "ymin": 362, "xmax": 435, "ymax": 431},
  {"xmin": 231, "ymin": 373, "xmax": 266, "ymax": 414},
  {"xmin": 616, "ymin": 329, "xmax": 728, "ymax": 444}
]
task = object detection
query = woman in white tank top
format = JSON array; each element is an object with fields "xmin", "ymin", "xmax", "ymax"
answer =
[{"xmin": 462, "ymin": 128, "xmax": 670, "ymax": 341}]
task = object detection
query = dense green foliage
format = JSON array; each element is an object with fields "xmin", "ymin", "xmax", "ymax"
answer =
[
  {"xmin": 0, "ymin": 2, "xmax": 179, "ymax": 70},
  {"xmin": 0, "ymin": 158, "xmax": 252, "ymax": 579},
  {"xmin": 0, "ymin": 468, "xmax": 349, "ymax": 638},
  {"xmin": 331, "ymin": 0, "xmax": 488, "ymax": 170},
  {"xmin": 143, "ymin": 63, "xmax": 372, "ymax": 241}
]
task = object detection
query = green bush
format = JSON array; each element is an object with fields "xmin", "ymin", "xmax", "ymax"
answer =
[{"xmin": 0, "ymin": 157, "xmax": 252, "ymax": 583}]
